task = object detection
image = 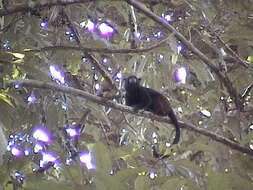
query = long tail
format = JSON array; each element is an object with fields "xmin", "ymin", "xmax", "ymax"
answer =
[{"xmin": 168, "ymin": 110, "xmax": 180, "ymax": 144}]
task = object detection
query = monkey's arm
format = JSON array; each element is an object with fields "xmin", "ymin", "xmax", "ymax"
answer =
[{"xmin": 140, "ymin": 88, "xmax": 153, "ymax": 110}]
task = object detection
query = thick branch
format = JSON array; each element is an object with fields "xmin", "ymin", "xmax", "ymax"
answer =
[
  {"xmin": 125, "ymin": 0, "xmax": 242, "ymax": 110},
  {"xmin": 5, "ymin": 79, "xmax": 253, "ymax": 156},
  {"xmin": 0, "ymin": 0, "xmax": 92, "ymax": 17}
]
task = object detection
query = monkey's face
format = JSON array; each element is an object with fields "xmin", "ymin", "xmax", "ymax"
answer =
[
  {"xmin": 128, "ymin": 76, "xmax": 139, "ymax": 84},
  {"xmin": 124, "ymin": 75, "xmax": 141, "ymax": 90}
]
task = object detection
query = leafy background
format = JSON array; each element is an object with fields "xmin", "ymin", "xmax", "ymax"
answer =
[{"xmin": 0, "ymin": 0, "xmax": 253, "ymax": 190}]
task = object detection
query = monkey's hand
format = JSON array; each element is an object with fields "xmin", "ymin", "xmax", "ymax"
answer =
[
  {"xmin": 132, "ymin": 106, "xmax": 141, "ymax": 112},
  {"xmin": 133, "ymin": 107, "xmax": 147, "ymax": 115},
  {"xmin": 130, "ymin": 104, "xmax": 145, "ymax": 113}
]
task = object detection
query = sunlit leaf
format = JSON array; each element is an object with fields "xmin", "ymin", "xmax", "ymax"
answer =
[
  {"xmin": 8, "ymin": 52, "xmax": 25, "ymax": 59},
  {"xmin": 0, "ymin": 92, "xmax": 15, "ymax": 107},
  {"xmin": 247, "ymin": 55, "xmax": 253, "ymax": 63},
  {"xmin": 12, "ymin": 66, "xmax": 20, "ymax": 79}
]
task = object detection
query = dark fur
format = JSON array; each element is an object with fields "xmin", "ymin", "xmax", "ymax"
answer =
[{"xmin": 124, "ymin": 75, "xmax": 180, "ymax": 144}]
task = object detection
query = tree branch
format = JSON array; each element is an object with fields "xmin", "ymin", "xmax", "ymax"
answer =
[
  {"xmin": 216, "ymin": 35, "xmax": 250, "ymax": 68},
  {"xmin": 241, "ymin": 82, "xmax": 253, "ymax": 100},
  {"xmin": 0, "ymin": 16, "xmax": 23, "ymax": 33},
  {"xmin": 23, "ymin": 36, "xmax": 169, "ymax": 54},
  {"xmin": 62, "ymin": 9, "xmax": 117, "ymax": 91},
  {"xmin": 125, "ymin": 0, "xmax": 242, "ymax": 110},
  {"xmin": 5, "ymin": 79, "xmax": 253, "ymax": 156},
  {"xmin": 0, "ymin": 0, "xmax": 93, "ymax": 17}
]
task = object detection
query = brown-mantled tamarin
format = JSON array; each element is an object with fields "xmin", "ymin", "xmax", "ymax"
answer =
[{"xmin": 124, "ymin": 75, "xmax": 180, "ymax": 144}]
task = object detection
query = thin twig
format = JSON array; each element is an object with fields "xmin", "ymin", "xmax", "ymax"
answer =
[
  {"xmin": 0, "ymin": 0, "xmax": 93, "ymax": 17},
  {"xmin": 216, "ymin": 36, "xmax": 250, "ymax": 68},
  {"xmin": 200, "ymin": 9, "xmax": 250, "ymax": 68},
  {"xmin": 0, "ymin": 16, "xmax": 23, "ymax": 33},
  {"xmin": 79, "ymin": 109, "xmax": 91, "ymax": 133},
  {"xmin": 241, "ymin": 82, "xmax": 253, "ymax": 99},
  {"xmin": 5, "ymin": 79, "xmax": 253, "ymax": 156}
]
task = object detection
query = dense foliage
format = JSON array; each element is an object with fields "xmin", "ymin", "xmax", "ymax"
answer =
[{"xmin": 0, "ymin": 0, "xmax": 253, "ymax": 189}]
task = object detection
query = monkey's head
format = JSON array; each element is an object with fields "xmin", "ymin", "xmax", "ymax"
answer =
[{"xmin": 124, "ymin": 75, "xmax": 141, "ymax": 91}]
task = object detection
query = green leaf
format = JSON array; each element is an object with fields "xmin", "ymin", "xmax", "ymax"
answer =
[
  {"xmin": 0, "ymin": 91, "xmax": 15, "ymax": 107},
  {"xmin": 134, "ymin": 176, "xmax": 150, "ymax": 190},
  {"xmin": 24, "ymin": 177, "xmax": 74, "ymax": 190},
  {"xmin": 94, "ymin": 142, "xmax": 112, "ymax": 173},
  {"xmin": 160, "ymin": 177, "xmax": 201, "ymax": 190},
  {"xmin": 207, "ymin": 169, "xmax": 253, "ymax": 190},
  {"xmin": 12, "ymin": 65, "xmax": 20, "ymax": 79},
  {"xmin": 247, "ymin": 55, "xmax": 253, "ymax": 63},
  {"xmin": 8, "ymin": 52, "xmax": 25, "ymax": 59}
]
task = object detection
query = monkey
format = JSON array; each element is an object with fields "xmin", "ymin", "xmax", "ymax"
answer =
[{"xmin": 124, "ymin": 75, "xmax": 180, "ymax": 144}]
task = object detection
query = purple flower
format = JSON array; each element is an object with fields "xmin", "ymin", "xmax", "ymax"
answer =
[
  {"xmin": 86, "ymin": 20, "xmax": 96, "ymax": 32},
  {"xmin": 33, "ymin": 142, "xmax": 45, "ymax": 153},
  {"xmin": 98, "ymin": 23, "xmax": 114, "ymax": 37},
  {"xmin": 49, "ymin": 65, "xmax": 65, "ymax": 84},
  {"xmin": 11, "ymin": 146, "xmax": 24, "ymax": 157},
  {"xmin": 39, "ymin": 152, "xmax": 60, "ymax": 169},
  {"xmin": 174, "ymin": 67, "xmax": 187, "ymax": 84},
  {"xmin": 65, "ymin": 124, "xmax": 81, "ymax": 138},
  {"xmin": 40, "ymin": 19, "xmax": 48, "ymax": 29},
  {"xmin": 32, "ymin": 125, "xmax": 53, "ymax": 144},
  {"xmin": 79, "ymin": 151, "xmax": 95, "ymax": 169},
  {"xmin": 27, "ymin": 92, "xmax": 37, "ymax": 104}
]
